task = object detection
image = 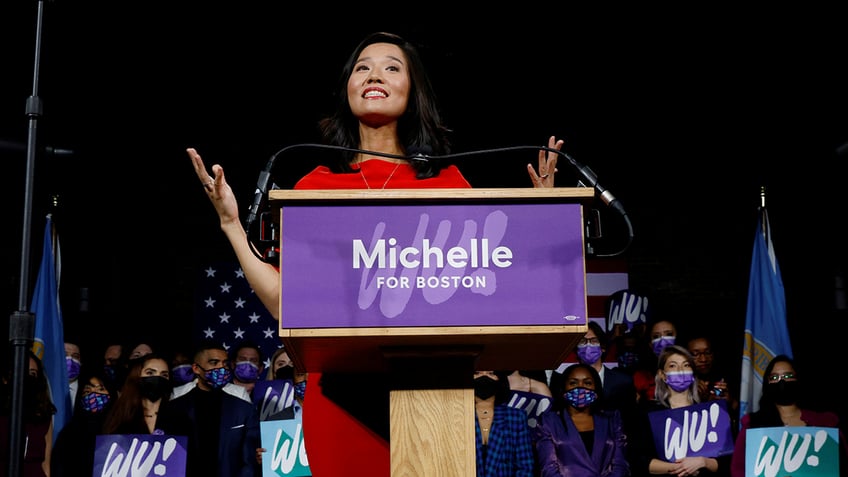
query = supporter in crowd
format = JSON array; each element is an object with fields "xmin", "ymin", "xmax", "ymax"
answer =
[
  {"xmin": 0, "ymin": 349, "xmax": 56, "ymax": 477},
  {"xmin": 169, "ymin": 347, "xmax": 196, "ymax": 387},
  {"xmin": 51, "ymin": 365, "xmax": 117, "ymax": 477},
  {"xmin": 266, "ymin": 347, "xmax": 307, "ymax": 406},
  {"xmin": 632, "ymin": 319, "xmax": 678, "ymax": 403},
  {"xmin": 101, "ymin": 352, "xmax": 172, "ymax": 435},
  {"xmin": 101, "ymin": 338, "xmax": 127, "ymax": 391},
  {"xmin": 685, "ymin": 333, "xmax": 739, "ymax": 433},
  {"xmin": 64, "ymin": 339, "xmax": 83, "ymax": 413},
  {"xmin": 474, "ymin": 370, "xmax": 535, "ymax": 476},
  {"xmin": 730, "ymin": 354, "xmax": 848, "ymax": 477},
  {"xmin": 629, "ymin": 345, "xmax": 729, "ymax": 476},
  {"xmin": 230, "ymin": 341, "xmax": 265, "ymax": 399},
  {"xmin": 158, "ymin": 340, "xmax": 261, "ymax": 477},
  {"xmin": 550, "ymin": 321, "xmax": 636, "ymax": 421},
  {"xmin": 534, "ymin": 363, "xmax": 629, "ymax": 476}
]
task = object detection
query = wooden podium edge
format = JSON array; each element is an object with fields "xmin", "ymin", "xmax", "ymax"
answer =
[
  {"xmin": 270, "ymin": 187, "xmax": 595, "ymax": 202},
  {"xmin": 279, "ymin": 324, "xmax": 588, "ymax": 373}
]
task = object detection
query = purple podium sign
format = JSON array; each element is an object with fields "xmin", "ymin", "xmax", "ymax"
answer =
[{"xmin": 280, "ymin": 203, "xmax": 586, "ymax": 328}]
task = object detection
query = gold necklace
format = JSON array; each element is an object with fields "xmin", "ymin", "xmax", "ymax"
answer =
[{"xmin": 360, "ymin": 162, "xmax": 401, "ymax": 190}]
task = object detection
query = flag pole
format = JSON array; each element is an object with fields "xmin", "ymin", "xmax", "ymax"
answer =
[
  {"xmin": 8, "ymin": 2, "xmax": 52, "ymax": 476},
  {"xmin": 760, "ymin": 186, "xmax": 767, "ymax": 242}
]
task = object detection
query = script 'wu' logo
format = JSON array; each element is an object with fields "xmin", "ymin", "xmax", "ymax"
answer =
[{"xmin": 357, "ymin": 210, "xmax": 509, "ymax": 318}]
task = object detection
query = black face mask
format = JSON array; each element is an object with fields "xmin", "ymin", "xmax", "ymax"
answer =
[
  {"xmin": 474, "ymin": 376, "xmax": 499, "ymax": 400},
  {"xmin": 23, "ymin": 375, "xmax": 42, "ymax": 400},
  {"xmin": 764, "ymin": 379, "xmax": 800, "ymax": 406},
  {"xmin": 140, "ymin": 376, "xmax": 172, "ymax": 402},
  {"xmin": 275, "ymin": 366, "xmax": 295, "ymax": 381}
]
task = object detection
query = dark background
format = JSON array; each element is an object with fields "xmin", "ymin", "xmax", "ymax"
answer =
[{"xmin": 2, "ymin": 5, "xmax": 846, "ymax": 410}]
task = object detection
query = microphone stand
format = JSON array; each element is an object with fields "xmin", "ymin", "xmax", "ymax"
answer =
[{"xmin": 8, "ymin": 1, "xmax": 50, "ymax": 475}]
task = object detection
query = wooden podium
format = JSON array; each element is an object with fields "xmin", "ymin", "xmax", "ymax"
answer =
[{"xmin": 270, "ymin": 188, "xmax": 592, "ymax": 476}]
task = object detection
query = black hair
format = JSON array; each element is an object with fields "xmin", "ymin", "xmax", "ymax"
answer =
[
  {"xmin": 749, "ymin": 354, "xmax": 800, "ymax": 428},
  {"xmin": 318, "ymin": 31, "xmax": 453, "ymax": 178}
]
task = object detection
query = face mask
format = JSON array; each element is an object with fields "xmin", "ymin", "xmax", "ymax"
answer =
[
  {"xmin": 651, "ymin": 336, "xmax": 676, "ymax": 356},
  {"xmin": 140, "ymin": 376, "xmax": 173, "ymax": 402},
  {"xmin": 618, "ymin": 351, "xmax": 639, "ymax": 369},
  {"xmin": 202, "ymin": 366, "xmax": 232, "ymax": 389},
  {"xmin": 564, "ymin": 387, "xmax": 597, "ymax": 409},
  {"xmin": 66, "ymin": 357, "xmax": 81, "ymax": 380},
  {"xmin": 474, "ymin": 376, "xmax": 500, "ymax": 400},
  {"xmin": 103, "ymin": 364, "xmax": 117, "ymax": 382},
  {"xmin": 576, "ymin": 343, "xmax": 603, "ymax": 364},
  {"xmin": 171, "ymin": 364, "xmax": 195, "ymax": 386},
  {"xmin": 665, "ymin": 370, "xmax": 695, "ymax": 392},
  {"xmin": 275, "ymin": 366, "xmax": 295, "ymax": 381},
  {"xmin": 294, "ymin": 380, "xmax": 307, "ymax": 401},
  {"xmin": 234, "ymin": 361, "xmax": 260, "ymax": 383},
  {"xmin": 764, "ymin": 379, "xmax": 800, "ymax": 406},
  {"xmin": 81, "ymin": 391, "xmax": 111, "ymax": 413}
]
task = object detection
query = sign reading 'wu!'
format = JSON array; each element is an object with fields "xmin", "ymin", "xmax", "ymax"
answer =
[
  {"xmin": 280, "ymin": 203, "xmax": 587, "ymax": 328},
  {"xmin": 647, "ymin": 401, "xmax": 735, "ymax": 461},
  {"xmin": 744, "ymin": 426, "xmax": 840, "ymax": 477},
  {"xmin": 93, "ymin": 434, "xmax": 187, "ymax": 477}
]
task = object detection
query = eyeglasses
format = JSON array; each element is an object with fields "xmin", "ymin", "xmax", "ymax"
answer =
[
  {"xmin": 578, "ymin": 337, "xmax": 600, "ymax": 346},
  {"xmin": 767, "ymin": 373, "xmax": 795, "ymax": 383},
  {"xmin": 690, "ymin": 350, "xmax": 713, "ymax": 358}
]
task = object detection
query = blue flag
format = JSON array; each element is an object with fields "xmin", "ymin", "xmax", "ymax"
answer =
[
  {"xmin": 30, "ymin": 214, "xmax": 70, "ymax": 443},
  {"xmin": 739, "ymin": 207, "xmax": 792, "ymax": 420}
]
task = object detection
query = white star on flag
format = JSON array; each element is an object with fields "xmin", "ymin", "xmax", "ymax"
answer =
[{"xmin": 194, "ymin": 261, "xmax": 282, "ymax": 363}]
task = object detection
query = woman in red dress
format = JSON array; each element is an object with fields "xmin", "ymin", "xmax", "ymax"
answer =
[{"xmin": 189, "ymin": 31, "xmax": 561, "ymax": 476}]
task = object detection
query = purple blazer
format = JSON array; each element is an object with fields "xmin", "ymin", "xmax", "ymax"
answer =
[{"xmin": 533, "ymin": 408, "xmax": 630, "ymax": 477}]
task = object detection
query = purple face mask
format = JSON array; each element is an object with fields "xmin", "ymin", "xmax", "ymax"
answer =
[
  {"xmin": 651, "ymin": 336, "xmax": 676, "ymax": 356},
  {"xmin": 66, "ymin": 357, "xmax": 81, "ymax": 380},
  {"xmin": 576, "ymin": 343, "xmax": 603, "ymax": 365},
  {"xmin": 234, "ymin": 361, "xmax": 260, "ymax": 383},
  {"xmin": 171, "ymin": 364, "xmax": 195, "ymax": 386},
  {"xmin": 665, "ymin": 370, "xmax": 695, "ymax": 392}
]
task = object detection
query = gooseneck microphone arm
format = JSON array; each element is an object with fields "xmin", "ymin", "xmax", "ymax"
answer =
[
  {"xmin": 244, "ymin": 143, "xmax": 633, "ymax": 259},
  {"xmin": 243, "ymin": 144, "xmax": 427, "ymax": 235}
]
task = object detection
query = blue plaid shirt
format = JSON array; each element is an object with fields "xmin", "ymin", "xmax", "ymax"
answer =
[{"xmin": 476, "ymin": 404, "xmax": 535, "ymax": 476}]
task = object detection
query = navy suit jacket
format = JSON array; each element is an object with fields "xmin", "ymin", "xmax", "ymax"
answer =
[
  {"xmin": 534, "ymin": 408, "xmax": 630, "ymax": 477},
  {"xmin": 159, "ymin": 387, "xmax": 261, "ymax": 477}
]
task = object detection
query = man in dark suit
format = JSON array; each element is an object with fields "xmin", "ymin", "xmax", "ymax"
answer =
[
  {"xmin": 550, "ymin": 321, "xmax": 637, "ymax": 434},
  {"xmin": 159, "ymin": 340, "xmax": 261, "ymax": 477}
]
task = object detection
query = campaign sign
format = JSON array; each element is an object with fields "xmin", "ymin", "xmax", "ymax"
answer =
[
  {"xmin": 647, "ymin": 401, "xmax": 734, "ymax": 461},
  {"xmin": 93, "ymin": 434, "xmax": 187, "ymax": 477},
  {"xmin": 281, "ymin": 203, "xmax": 587, "ymax": 328},
  {"xmin": 744, "ymin": 426, "xmax": 839, "ymax": 477},
  {"xmin": 261, "ymin": 419, "xmax": 311, "ymax": 476},
  {"xmin": 254, "ymin": 380, "xmax": 297, "ymax": 421},
  {"xmin": 505, "ymin": 389, "xmax": 553, "ymax": 429}
]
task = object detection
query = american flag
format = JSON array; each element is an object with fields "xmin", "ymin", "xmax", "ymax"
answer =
[{"xmin": 194, "ymin": 261, "xmax": 282, "ymax": 368}]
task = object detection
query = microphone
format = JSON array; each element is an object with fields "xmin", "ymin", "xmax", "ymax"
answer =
[
  {"xmin": 244, "ymin": 167, "xmax": 272, "ymax": 234},
  {"xmin": 557, "ymin": 150, "xmax": 624, "ymax": 217},
  {"xmin": 244, "ymin": 143, "xmax": 633, "ymax": 257},
  {"xmin": 242, "ymin": 143, "xmax": 423, "ymax": 235}
]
